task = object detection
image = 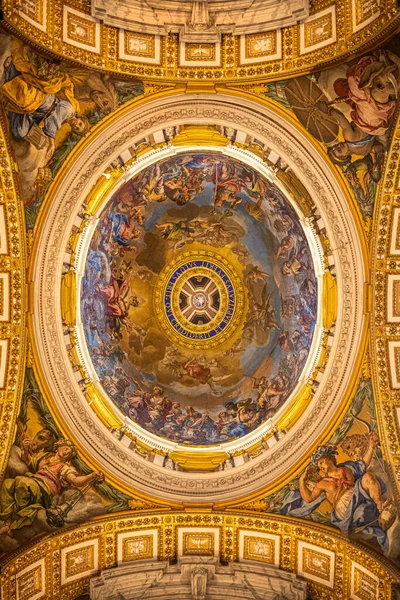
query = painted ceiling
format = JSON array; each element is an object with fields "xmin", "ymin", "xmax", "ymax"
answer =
[
  {"xmin": 2, "ymin": 0, "xmax": 399, "ymax": 81},
  {"xmin": 81, "ymin": 152, "xmax": 318, "ymax": 445},
  {"xmin": 0, "ymin": 2, "xmax": 400, "ymax": 598}
]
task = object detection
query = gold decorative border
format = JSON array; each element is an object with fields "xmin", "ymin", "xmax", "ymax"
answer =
[
  {"xmin": 63, "ymin": 6, "xmax": 100, "ymax": 53},
  {"xmin": 59, "ymin": 132, "xmax": 333, "ymax": 461},
  {"xmin": 121, "ymin": 534, "xmax": 154, "ymax": 562},
  {"xmin": 0, "ymin": 512, "xmax": 397, "ymax": 599},
  {"xmin": 0, "ymin": 115, "xmax": 26, "ymax": 482},
  {"xmin": 153, "ymin": 248, "xmax": 248, "ymax": 350},
  {"xmin": 371, "ymin": 108, "xmax": 400, "ymax": 490},
  {"xmin": 182, "ymin": 532, "xmax": 215, "ymax": 556},
  {"xmin": 352, "ymin": 0, "xmax": 380, "ymax": 34},
  {"xmin": 300, "ymin": 6, "xmax": 336, "ymax": 55},
  {"xmin": 19, "ymin": 0, "xmax": 46, "ymax": 32},
  {"xmin": 0, "ymin": 0, "xmax": 398, "ymax": 82},
  {"xmin": 66, "ymin": 14, "xmax": 95, "ymax": 46},
  {"xmin": 245, "ymin": 32, "xmax": 277, "ymax": 59}
]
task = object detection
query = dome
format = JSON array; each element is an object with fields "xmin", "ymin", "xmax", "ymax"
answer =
[
  {"xmin": 32, "ymin": 94, "xmax": 361, "ymax": 496},
  {"xmin": 79, "ymin": 151, "xmax": 318, "ymax": 446},
  {"xmin": 1, "ymin": 3, "xmax": 400, "ymax": 597}
]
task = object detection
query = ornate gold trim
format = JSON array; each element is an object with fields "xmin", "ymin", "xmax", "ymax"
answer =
[
  {"xmin": 0, "ymin": 511, "xmax": 398, "ymax": 599},
  {"xmin": 85, "ymin": 168, "xmax": 124, "ymax": 217},
  {"xmin": 29, "ymin": 87, "xmax": 368, "ymax": 502},
  {"xmin": 1, "ymin": 2, "xmax": 399, "ymax": 82},
  {"xmin": 170, "ymin": 451, "xmax": 228, "ymax": 470},
  {"xmin": 371, "ymin": 107, "xmax": 400, "ymax": 493},
  {"xmin": 172, "ymin": 126, "xmax": 229, "ymax": 146},
  {"xmin": 0, "ymin": 115, "xmax": 27, "ymax": 482}
]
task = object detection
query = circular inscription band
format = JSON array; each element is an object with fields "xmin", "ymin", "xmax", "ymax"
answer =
[{"xmin": 154, "ymin": 250, "xmax": 247, "ymax": 350}]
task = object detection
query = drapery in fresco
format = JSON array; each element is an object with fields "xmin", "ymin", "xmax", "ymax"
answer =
[
  {"xmin": 262, "ymin": 378, "xmax": 399, "ymax": 561},
  {"xmin": 264, "ymin": 42, "xmax": 400, "ymax": 219},
  {"xmin": 0, "ymin": 369, "xmax": 137, "ymax": 555},
  {"xmin": 0, "ymin": 33, "xmax": 144, "ymax": 228}
]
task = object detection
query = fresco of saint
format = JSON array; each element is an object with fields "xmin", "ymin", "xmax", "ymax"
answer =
[
  {"xmin": 0, "ymin": 370, "xmax": 136, "ymax": 554},
  {"xmin": 0, "ymin": 34, "xmax": 144, "ymax": 228},
  {"xmin": 0, "ymin": 438, "xmax": 104, "ymax": 536},
  {"xmin": 262, "ymin": 379, "xmax": 399, "ymax": 559},
  {"xmin": 265, "ymin": 47, "xmax": 400, "ymax": 217},
  {"xmin": 281, "ymin": 437, "xmax": 393, "ymax": 552}
]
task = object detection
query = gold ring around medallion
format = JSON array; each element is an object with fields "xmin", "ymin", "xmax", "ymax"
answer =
[{"xmin": 153, "ymin": 248, "xmax": 248, "ymax": 350}]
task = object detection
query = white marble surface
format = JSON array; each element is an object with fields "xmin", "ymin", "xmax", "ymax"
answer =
[
  {"xmin": 90, "ymin": 557, "xmax": 307, "ymax": 599},
  {"xmin": 91, "ymin": 0, "xmax": 309, "ymax": 37}
]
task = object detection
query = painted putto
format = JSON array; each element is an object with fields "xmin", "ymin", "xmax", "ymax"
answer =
[{"xmin": 80, "ymin": 152, "xmax": 318, "ymax": 445}]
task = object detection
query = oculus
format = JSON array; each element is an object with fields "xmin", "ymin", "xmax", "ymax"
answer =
[{"xmin": 80, "ymin": 152, "xmax": 318, "ymax": 446}]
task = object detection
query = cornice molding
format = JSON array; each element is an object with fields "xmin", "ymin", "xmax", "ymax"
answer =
[
  {"xmin": 1, "ymin": 0, "xmax": 399, "ymax": 82},
  {"xmin": 0, "ymin": 511, "xmax": 398, "ymax": 599}
]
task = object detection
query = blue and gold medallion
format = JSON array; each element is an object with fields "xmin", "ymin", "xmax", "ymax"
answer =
[{"xmin": 154, "ymin": 249, "xmax": 248, "ymax": 349}]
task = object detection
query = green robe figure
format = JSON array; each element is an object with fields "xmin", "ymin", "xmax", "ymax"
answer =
[{"xmin": 0, "ymin": 439, "xmax": 104, "ymax": 536}]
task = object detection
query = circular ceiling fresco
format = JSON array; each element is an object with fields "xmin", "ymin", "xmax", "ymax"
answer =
[{"xmin": 80, "ymin": 152, "xmax": 318, "ymax": 446}]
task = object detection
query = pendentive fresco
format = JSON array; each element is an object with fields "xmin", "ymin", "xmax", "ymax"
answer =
[
  {"xmin": 261, "ymin": 377, "xmax": 399, "ymax": 561},
  {"xmin": 264, "ymin": 40, "xmax": 400, "ymax": 219},
  {"xmin": 0, "ymin": 34, "xmax": 144, "ymax": 228},
  {"xmin": 0, "ymin": 369, "xmax": 146, "ymax": 554}
]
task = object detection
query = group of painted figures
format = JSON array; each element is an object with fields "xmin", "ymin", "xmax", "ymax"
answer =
[
  {"xmin": 0, "ymin": 32, "xmax": 398, "ymax": 558},
  {"xmin": 81, "ymin": 152, "xmax": 317, "ymax": 445},
  {"xmin": 282, "ymin": 433, "xmax": 396, "ymax": 553},
  {"xmin": 105, "ymin": 376, "xmax": 293, "ymax": 445},
  {"xmin": 268, "ymin": 48, "xmax": 400, "ymax": 216}
]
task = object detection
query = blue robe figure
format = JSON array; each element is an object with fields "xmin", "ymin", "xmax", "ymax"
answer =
[
  {"xmin": 280, "ymin": 444, "xmax": 389, "ymax": 552},
  {"xmin": 109, "ymin": 212, "xmax": 138, "ymax": 246}
]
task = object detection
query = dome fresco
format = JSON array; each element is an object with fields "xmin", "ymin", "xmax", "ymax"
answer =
[{"xmin": 81, "ymin": 152, "xmax": 318, "ymax": 445}]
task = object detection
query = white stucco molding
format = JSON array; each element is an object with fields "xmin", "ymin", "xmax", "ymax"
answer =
[{"xmin": 32, "ymin": 93, "xmax": 366, "ymax": 503}]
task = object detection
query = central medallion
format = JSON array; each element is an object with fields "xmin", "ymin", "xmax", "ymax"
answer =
[
  {"xmin": 154, "ymin": 249, "xmax": 247, "ymax": 349},
  {"xmin": 192, "ymin": 292, "xmax": 207, "ymax": 309},
  {"xmin": 180, "ymin": 277, "xmax": 220, "ymax": 324}
]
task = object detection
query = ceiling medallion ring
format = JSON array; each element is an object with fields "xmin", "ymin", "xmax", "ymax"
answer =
[
  {"xmin": 174, "ymin": 270, "xmax": 225, "ymax": 328},
  {"xmin": 31, "ymin": 94, "xmax": 367, "ymax": 502},
  {"xmin": 154, "ymin": 250, "xmax": 247, "ymax": 350}
]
